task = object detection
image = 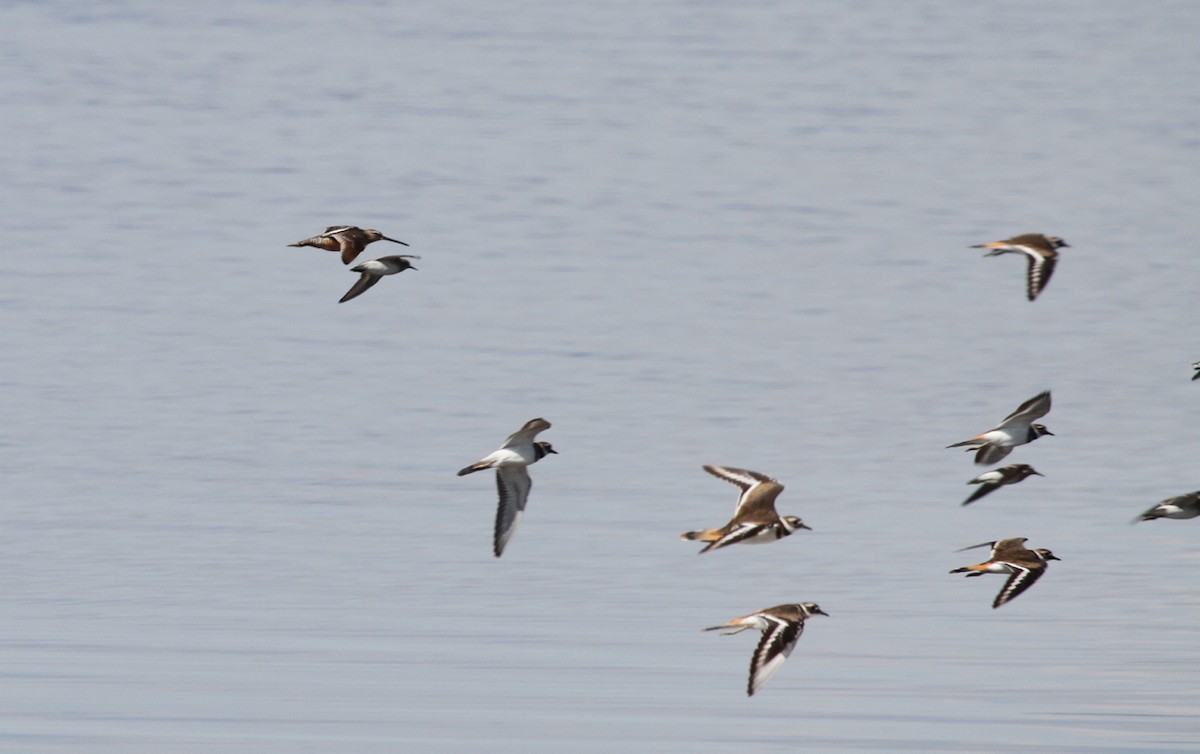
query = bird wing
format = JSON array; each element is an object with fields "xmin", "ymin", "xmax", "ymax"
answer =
[
  {"xmin": 338, "ymin": 272, "xmax": 381, "ymax": 303},
  {"xmin": 974, "ymin": 443, "xmax": 1013, "ymax": 465},
  {"xmin": 993, "ymin": 563, "xmax": 1045, "ymax": 608},
  {"xmin": 1023, "ymin": 250, "xmax": 1056, "ymax": 301},
  {"xmin": 962, "ymin": 483, "xmax": 1001, "ymax": 506},
  {"xmin": 500, "ymin": 418, "xmax": 551, "ymax": 448},
  {"xmin": 957, "ymin": 537, "xmax": 1027, "ymax": 557},
  {"xmin": 698, "ymin": 523, "xmax": 771, "ymax": 553},
  {"xmin": 748, "ymin": 615, "xmax": 803, "ymax": 696},
  {"xmin": 998, "ymin": 391, "xmax": 1051, "ymax": 427},
  {"xmin": 336, "ymin": 231, "xmax": 367, "ymax": 265},
  {"xmin": 990, "ymin": 537, "xmax": 1036, "ymax": 560},
  {"xmin": 493, "ymin": 465, "xmax": 532, "ymax": 557},
  {"xmin": 703, "ymin": 466, "xmax": 782, "ymax": 516}
]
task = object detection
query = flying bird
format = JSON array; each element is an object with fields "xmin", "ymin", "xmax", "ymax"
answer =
[
  {"xmin": 703, "ymin": 602, "xmax": 828, "ymax": 696},
  {"xmin": 457, "ymin": 418, "xmax": 557, "ymax": 557},
  {"xmin": 289, "ymin": 225, "xmax": 414, "ymax": 265},
  {"xmin": 962, "ymin": 464, "xmax": 1043, "ymax": 506},
  {"xmin": 1132, "ymin": 491, "xmax": 1200, "ymax": 523},
  {"xmin": 971, "ymin": 233, "xmax": 1068, "ymax": 301},
  {"xmin": 949, "ymin": 537, "xmax": 1059, "ymax": 609},
  {"xmin": 947, "ymin": 391, "xmax": 1053, "ymax": 465},
  {"xmin": 338, "ymin": 255, "xmax": 417, "ymax": 303},
  {"xmin": 680, "ymin": 465, "xmax": 810, "ymax": 553}
]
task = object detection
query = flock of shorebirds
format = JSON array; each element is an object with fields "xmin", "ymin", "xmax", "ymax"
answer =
[{"xmin": 291, "ymin": 227, "xmax": 1199, "ymax": 697}]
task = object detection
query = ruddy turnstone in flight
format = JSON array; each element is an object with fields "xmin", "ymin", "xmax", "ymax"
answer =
[
  {"xmin": 457, "ymin": 418, "xmax": 556, "ymax": 557},
  {"xmin": 962, "ymin": 464, "xmax": 1043, "ymax": 506},
  {"xmin": 1132, "ymin": 491, "xmax": 1200, "ymax": 523},
  {"xmin": 949, "ymin": 537, "xmax": 1059, "ymax": 609},
  {"xmin": 971, "ymin": 233, "xmax": 1068, "ymax": 301},
  {"xmin": 947, "ymin": 390, "xmax": 1053, "ymax": 465},
  {"xmin": 289, "ymin": 225, "xmax": 415, "ymax": 265},
  {"xmin": 338, "ymin": 255, "xmax": 418, "ymax": 303},
  {"xmin": 703, "ymin": 602, "xmax": 828, "ymax": 696},
  {"xmin": 680, "ymin": 465, "xmax": 810, "ymax": 554}
]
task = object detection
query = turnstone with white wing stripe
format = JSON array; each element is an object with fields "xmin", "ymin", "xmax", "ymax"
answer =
[
  {"xmin": 703, "ymin": 602, "xmax": 828, "ymax": 696},
  {"xmin": 949, "ymin": 537, "xmax": 1059, "ymax": 609},
  {"xmin": 971, "ymin": 233, "xmax": 1067, "ymax": 301},
  {"xmin": 680, "ymin": 465, "xmax": 810, "ymax": 554}
]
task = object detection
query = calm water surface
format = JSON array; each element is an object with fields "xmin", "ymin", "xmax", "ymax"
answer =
[{"xmin": 3, "ymin": 1, "xmax": 1200, "ymax": 752}]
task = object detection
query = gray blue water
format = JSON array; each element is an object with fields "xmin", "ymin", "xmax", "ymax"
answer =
[{"xmin": 3, "ymin": 1, "xmax": 1200, "ymax": 751}]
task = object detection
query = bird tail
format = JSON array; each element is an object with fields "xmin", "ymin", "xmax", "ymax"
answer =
[
  {"xmin": 680, "ymin": 529, "xmax": 721, "ymax": 542},
  {"xmin": 701, "ymin": 622, "xmax": 752, "ymax": 635},
  {"xmin": 457, "ymin": 463, "xmax": 491, "ymax": 477}
]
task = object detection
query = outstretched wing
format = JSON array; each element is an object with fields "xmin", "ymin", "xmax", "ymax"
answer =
[
  {"xmin": 339, "ymin": 272, "xmax": 380, "ymax": 303},
  {"xmin": 747, "ymin": 616, "xmax": 803, "ymax": 696},
  {"xmin": 956, "ymin": 537, "xmax": 1027, "ymax": 557},
  {"xmin": 999, "ymin": 391, "xmax": 1051, "ymax": 427},
  {"xmin": 993, "ymin": 564, "xmax": 1045, "ymax": 608},
  {"xmin": 493, "ymin": 465, "xmax": 532, "ymax": 557},
  {"xmin": 703, "ymin": 465, "xmax": 783, "ymax": 516},
  {"xmin": 1022, "ymin": 250, "xmax": 1056, "ymax": 301},
  {"xmin": 698, "ymin": 523, "xmax": 771, "ymax": 553},
  {"xmin": 500, "ymin": 418, "xmax": 551, "ymax": 448},
  {"xmin": 962, "ymin": 483, "xmax": 1001, "ymax": 506},
  {"xmin": 974, "ymin": 443, "xmax": 1013, "ymax": 466}
]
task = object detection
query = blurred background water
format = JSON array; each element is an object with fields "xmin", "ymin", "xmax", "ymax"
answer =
[{"xmin": 2, "ymin": 1, "xmax": 1199, "ymax": 751}]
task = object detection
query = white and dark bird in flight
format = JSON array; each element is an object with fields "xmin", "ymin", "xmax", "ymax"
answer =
[
  {"xmin": 338, "ymin": 255, "xmax": 418, "ymax": 303},
  {"xmin": 962, "ymin": 464, "xmax": 1043, "ymax": 506},
  {"xmin": 457, "ymin": 418, "xmax": 557, "ymax": 557},
  {"xmin": 947, "ymin": 391, "xmax": 1053, "ymax": 465}
]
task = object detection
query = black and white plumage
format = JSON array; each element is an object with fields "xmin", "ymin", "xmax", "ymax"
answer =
[
  {"xmin": 949, "ymin": 537, "xmax": 1060, "ymax": 609},
  {"xmin": 680, "ymin": 465, "xmax": 810, "ymax": 553},
  {"xmin": 971, "ymin": 233, "xmax": 1068, "ymax": 301},
  {"xmin": 457, "ymin": 418, "xmax": 556, "ymax": 557},
  {"xmin": 962, "ymin": 464, "xmax": 1043, "ymax": 506},
  {"xmin": 1191, "ymin": 361, "xmax": 1200, "ymax": 381},
  {"xmin": 289, "ymin": 225, "xmax": 413, "ymax": 265},
  {"xmin": 1132, "ymin": 491, "xmax": 1200, "ymax": 523},
  {"xmin": 703, "ymin": 602, "xmax": 828, "ymax": 696},
  {"xmin": 338, "ymin": 255, "xmax": 418, "ymax": 303},
  {"xmin": 947, "ymin": 390, "xmax": 1053, "ymax": 465}
]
